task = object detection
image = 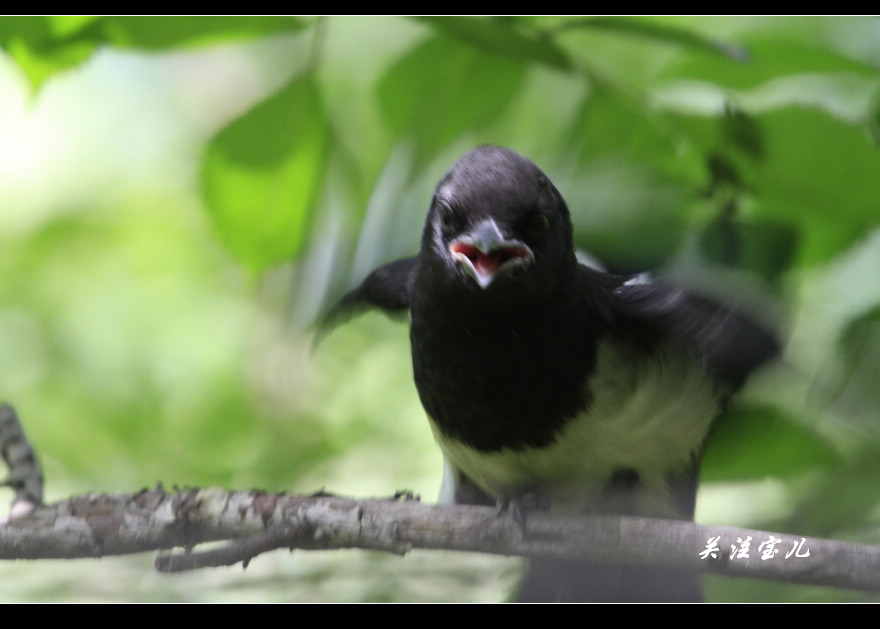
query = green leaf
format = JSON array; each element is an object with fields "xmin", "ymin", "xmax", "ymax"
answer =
[
  {"xmin": 45, "ymin": 16, "xmax": 101, "ymax": 38},
  {"xmin": 662, "ymin": 36, "xmax": 880, "ymax": 91},
  {"xmin": 378, "ymin": 36, "xmax": 525, "ymax": 161},
  {"xmin": 0, "ymin": 16, "xmax": 99, "ymax": 91},
  {"xmin": 668, "ymin": 105, "xmax": 880, "ymax": 267},
  {"xmin": 561, "ymin": 86, "xmax": 701, "ymax": 270},
  {"xmin": 702, "ymin": 405, "xmax": 839, "ymax": 482},
  {"xmin": 0, "ymin": 16, "xmax": 54, "ymax": 49},
  {"xmin": 3, "ymin": 36, "xmax": 95, "ymax": 92},
  {"xmin": 721, "ymin": 106, "xmax": 764, "ymax": 159},
  {"xmin": 0, "ymin": 16, "xmax": 309, "ymax": 92},
  {"xmin": 698, "ymin": 216, "xmax": 798, "ymax": 284},
  {"xmin": 783, "ymin": 455, "xmax": 880, "ymax": 537},
  {"xmin": 202, "ymin": 75, "xmax": 330, "ymax": 272},
  {"xmin": 569, "ymin": 84, "xmax": 679, "ymax": 160},
  {"xmin": 87, "ymin": 16, "xmax": 309, "ymax": 50},
  {"xmin": 824, "ymin": 307, "xmax": 880, "ymax": 432},
  {"xmin": 739, "ymin": 107, "xmax": 880, "ymax": 264},
  {"xmin": 413, "ymin": 16, "xmax": 573, "ymax": 72},
  {"xmin": 557, "ymin": 16, "xmax": 750, "ymax": 61}
]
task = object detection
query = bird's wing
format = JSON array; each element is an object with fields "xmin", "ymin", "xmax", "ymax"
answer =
[
  {"xmin": 513, "ymin": 270, "xmax": 779, "ymax": 602},
  {"xmin": 609, "ymin": 273, "xmax": 780, "ymax": 390},
  {"xmin": 318, "ymin": 257, "xmax": 418, "ymax": 335}
]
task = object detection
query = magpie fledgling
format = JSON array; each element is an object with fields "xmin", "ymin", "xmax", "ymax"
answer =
[{"xmin": 324, "ymin": 146, "xmax": 779, "ymax": 602}]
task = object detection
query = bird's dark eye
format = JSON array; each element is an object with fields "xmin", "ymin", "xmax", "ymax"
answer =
[
  {"xmin": 438, "ymin": 206, "xmax": 460, "ymax": 234},
  {"xmin": 530, "ymin": 212, "xmax": 550, "ymax": 234}
]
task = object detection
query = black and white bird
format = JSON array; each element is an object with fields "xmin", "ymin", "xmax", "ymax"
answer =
[{"xmin": 324, "ymin": 146, "xmax": 779, "ymax": 602}]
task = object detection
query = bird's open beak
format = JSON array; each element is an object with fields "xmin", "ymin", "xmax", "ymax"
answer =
[{"xmin": 449, "ymin": 220, "xmax": 533, "ymax": 289}]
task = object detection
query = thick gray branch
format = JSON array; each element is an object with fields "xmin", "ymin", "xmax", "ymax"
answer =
[
  {"xmin": 0, "ymin": 486, "xmax": 878, "ymax": 594},
  {"xmin": 0, "ymin": 402, "xmax": 876, "ymax": 593}
]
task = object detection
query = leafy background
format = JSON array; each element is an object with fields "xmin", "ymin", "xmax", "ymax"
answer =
[{"xmin": 1, "ymin": 16, "xmax": 880, "ymax": 602}]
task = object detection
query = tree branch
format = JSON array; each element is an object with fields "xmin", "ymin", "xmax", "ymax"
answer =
[
  {"xmin": 0, "ymin": 485, "xmax": 877, "ymax": 593},
  {"xmin": 2, "ymin": 402, "xmax": 879, "ymax": 595},
  {"xmin": 0, "ymin": 404, "xmax": 43, "ymax": 520}
]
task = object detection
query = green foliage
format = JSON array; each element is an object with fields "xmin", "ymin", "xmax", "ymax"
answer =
[
  {"xmin": 203, "ymin": 75, "xmax": 329, "ymax": 272},
  {"xmin": 0, "ymin": 16, "xmax": 308, "ymax": 90},
  {"xmin": 378, "ymin": 36, "xmax": 526, "ymax": 162},
  {"xmin": 411, "ymin": 16, "xmax": 574, "ymax": 71},
  {"xmin": 2, "ymin": 15, "xmax": 880, "ymax": 602}
]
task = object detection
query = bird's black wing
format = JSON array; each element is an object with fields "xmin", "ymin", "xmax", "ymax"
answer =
[
  {"xmin": 610, "ymin": 274, "xmax": 780, "ymax": 391},
  {"xmin": 317, "ymin": 256, "xmax": 418, "ymax": 343},
  {"xmin": 516, "ymin": 267, "xmax": 781, "ymax": 602}
]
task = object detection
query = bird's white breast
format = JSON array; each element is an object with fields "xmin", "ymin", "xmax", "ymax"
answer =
[{"xmin": 431, "ymin": 337, "xmax": 721, "ymax": 516}]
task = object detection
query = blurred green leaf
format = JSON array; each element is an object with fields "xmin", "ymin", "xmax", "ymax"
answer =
[
  {"xmin": 698, "ymin": 216, "xmax": 798, "ymax": 284},
  {"xmin": 0, "ymin": 15, "xmax": 101, "ymax": 47},
  {"xmin": 823, "ymin": 307, "xmax": 880, "ymax": 432},
  {"xmin": 662, "ymin": 36, "xmax": 880, "ymax": 90},
  {"xmin": 740, "ymin": 107, "xmax": 880, "ymax": 264},
  {"xmin": 569, "ymin": 83, "xmax": 683, "ymax": 162},
  {"xmin": 45, "ymin": 16, "xmax": 101, "ymax": 38},
  {"xmin": 721, "ymin": 106, "xmax": 765, "ymax": 159},
  {"xmin": 0, "ymin": 16, "xmax": 99, "ymax": 90},
  {"xmin": 782, "ymin": 454, "xmax": 880, "ymax": 539},
  {"xmin": 557, "ymin": 16, "xmax": 750, "ymax": 61},
  {"xmin": 413, "ymin": 16, "xmax": 573, "ymax": 72},
  {"xmin": 562, "ymin": 85, "xmax": 700, "ymax": 270},
  {"xmin": 0, "ymin": 16, "xmax": 308, "ymax": 91},
  {"xmin": 702, "ymin": 405, "xmax": 839, "ymax": 482},
  {"xmin": 202, "ymin": 74, "xmax": 330, "ymax": 272},
  {"xmin": 378, "ymin": 36, "xmax": 525, "ymax": 161},
  {"xmin": 87, "ymin": 15, "xmax": 309, "ymax": 50},
  {"xmin": 666, "ymin": 104, "xmax": 880, "ymax": 267}
]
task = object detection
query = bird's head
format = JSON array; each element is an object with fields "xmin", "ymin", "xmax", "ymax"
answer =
[{"xmin": 418, "ymin": 146, "xmax": 576, "ymax": 300}]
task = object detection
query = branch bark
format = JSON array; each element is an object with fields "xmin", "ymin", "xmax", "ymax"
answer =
[
  {"xmin": 0, "ymin": 405, "xmax": 42, "ymax": 518},
  {"xmin": 0, "ymin": 485, "xmax": 878, "ymax": 594},
  {"xmin": 2, "ymin": 403, "xmax": 879, "ymax": 595}
]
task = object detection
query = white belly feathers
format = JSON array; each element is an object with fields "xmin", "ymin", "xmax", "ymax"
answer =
[{"xmin": 432, "ymin": 336, "xmax": 721, "ymax": 515}]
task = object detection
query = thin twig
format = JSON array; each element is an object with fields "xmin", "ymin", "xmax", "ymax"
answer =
[{"xmin": 0, "ymin": 404, "xmax": 43, "ymax": 520}]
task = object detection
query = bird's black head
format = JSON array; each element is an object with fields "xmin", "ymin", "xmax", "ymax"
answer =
[{"xmin": 418, "ymin": 146, "xmax": 575, "ymax": 302}]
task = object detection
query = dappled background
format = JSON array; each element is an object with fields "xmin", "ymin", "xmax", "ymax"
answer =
[{"xmin": 1, "ymin": 16, "xmax": 880, "ymax": 602}]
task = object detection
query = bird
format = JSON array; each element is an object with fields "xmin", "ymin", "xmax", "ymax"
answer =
[{"xmin": 323, "ymin": 145, "xmax": 779, "ymax": 602}]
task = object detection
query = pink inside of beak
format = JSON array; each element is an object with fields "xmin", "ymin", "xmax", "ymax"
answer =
[{"xmin": 450, "ymin": 242, "xmax": 531, "ymax": 277}]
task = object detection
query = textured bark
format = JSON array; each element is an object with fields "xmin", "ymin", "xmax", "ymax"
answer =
[
  {"xmin": 2, "ymin": 403, "xmax": 879, "ymax": 593},
  {"xmin": 0, "ymin": 485, "xmax": 878, "ymax": 594}
]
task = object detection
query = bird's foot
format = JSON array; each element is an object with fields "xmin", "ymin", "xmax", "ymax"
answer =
[{"xmin": 496, "ymin": 491, "xmax": 550, "ymax": 534}]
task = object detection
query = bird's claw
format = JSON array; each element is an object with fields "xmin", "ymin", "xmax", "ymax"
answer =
[{"xmin": 496, "ymin": 491, "xmax": 550, "ymax": 535}]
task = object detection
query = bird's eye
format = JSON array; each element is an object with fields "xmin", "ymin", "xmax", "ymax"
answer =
[
  {"xmin": 531, "ymin": 213, "xmax": 550, "ymax": 234},
  {"xmin": 438, "ymin": 206, "xmax": 459, "ymax": 234}
]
